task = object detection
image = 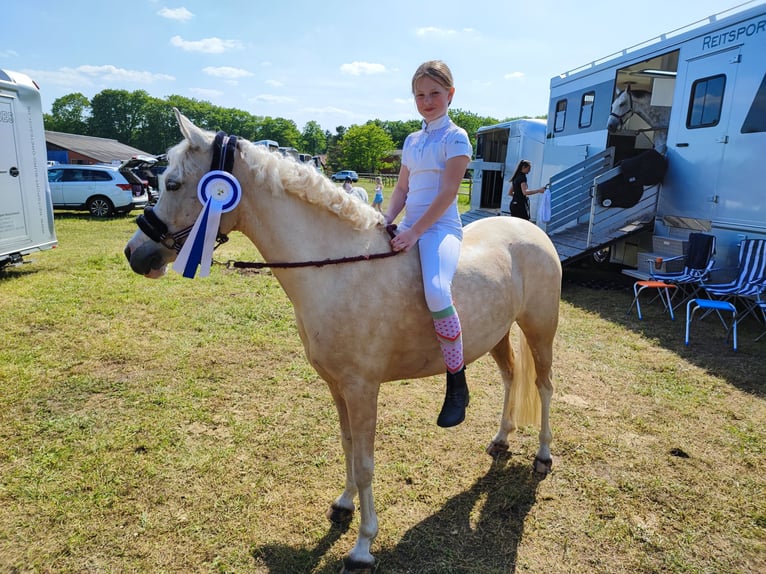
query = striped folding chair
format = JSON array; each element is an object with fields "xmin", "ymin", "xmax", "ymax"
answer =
[{"xmin": 700, "ymin": 239, "xmax": 766, "ymax": 326}]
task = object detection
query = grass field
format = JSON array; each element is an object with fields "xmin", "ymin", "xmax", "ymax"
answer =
[{"xmin": 1, "ymin": 209, "xmax": 764, "ymax": 574}]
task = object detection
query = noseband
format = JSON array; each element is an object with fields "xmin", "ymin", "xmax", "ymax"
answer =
[
  {"xmin": 609, "ymin": 89, "xmax": 634, "ymax": 127},
  {"xmin": 135, "ymin": 131, "xmax": 237, "ymax": 252}
]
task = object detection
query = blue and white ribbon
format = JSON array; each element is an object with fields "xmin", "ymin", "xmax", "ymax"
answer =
[{"xmin": 173, "ymin": 170, "xmax": 241, "ymax": 279}]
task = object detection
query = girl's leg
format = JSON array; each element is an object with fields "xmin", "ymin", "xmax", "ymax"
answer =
[{"xmin": 419, "ymin": 230, "xmax": 468, "ymax": 427}]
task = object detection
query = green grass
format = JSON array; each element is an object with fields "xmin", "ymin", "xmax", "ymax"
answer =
[{"xmin": 0, "ymin": 212, "xmax": 763, "ymax": 573}]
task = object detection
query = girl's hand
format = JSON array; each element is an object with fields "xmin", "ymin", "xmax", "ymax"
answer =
[{"xmin": 390, "ymin": 228, "xmax": 419, "ymax": 252}]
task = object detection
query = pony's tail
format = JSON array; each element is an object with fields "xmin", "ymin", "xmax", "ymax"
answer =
[{"xmin": 510, "ymin": 331, "xmax": 542, "ymax": 428}]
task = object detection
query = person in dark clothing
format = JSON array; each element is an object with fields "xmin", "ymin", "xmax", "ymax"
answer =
[{"xmin": 508, "ymin": 159, "xmax": 546, "ymax": 220}]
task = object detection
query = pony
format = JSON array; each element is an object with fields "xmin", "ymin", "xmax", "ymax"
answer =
[
  {"xmin": 124, "ymin": 110, "xmax": 562, "ymax": 574},
  {"xmin": 607, "ymin": 86, "xmax": 670, "ymax": 153}
]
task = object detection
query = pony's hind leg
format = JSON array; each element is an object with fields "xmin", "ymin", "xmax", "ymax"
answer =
[
  {"xmin": 486, "ymin": 332, "xmax": 516, "ymax": 458},
  {"xmin": 518, "ymin": 320, "xmax": 555, "ymax": 475}
]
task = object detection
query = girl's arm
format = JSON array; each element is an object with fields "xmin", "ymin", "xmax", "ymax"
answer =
[
  {"xmin": 391, "ymin": 155, "xmax": 470, "ymax": 252},
  {"xmin": 522, "ymin": 181, "xmax": 546, "ymax": 196},
  {"xmin": 385, "ymin": 165, "xmax": 410, "ymax": 225}
]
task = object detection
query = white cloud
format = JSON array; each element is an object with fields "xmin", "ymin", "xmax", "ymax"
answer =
[
  {"xmin": 75, "ymin": 65, "xmax": 175, "ymax": 83},
  {"xmin": 340, "ymin": 62, "xmax": 387, "ymax": 76},
  {"xmin": 0, "ymin": 49, "xmax": 18, "ymax": 58},
  {"xmin": 265, "ymin": 79, "xmax": 283, "ymax": 87},
  {"xmin": 170, "ymin": 35, "xmax": 243, "ymax": 54},
  {"xmin": 393, "ymin": 97, "xmax": 412, "ymax": 105},
  {"xmin": 251, "ymin": 94, "xmax": 296, "ymax": 104},
  {"xmin": 202, "ymin": 66, "xmax": 253, "ymax": 79},
  {"xmin": 158, "ymin": 7, "xmax": 193, "ymax": 21},
  {"xmin": 189, "ymin": 87, "xmax": 223, "ymax": 99},
  {"xmin": 504, "ymin": 72, "xmax": 525, "ymax": 80},
  {"xmin": 415, "ymin": 26, "xmax": 457, "ymax": 37}
]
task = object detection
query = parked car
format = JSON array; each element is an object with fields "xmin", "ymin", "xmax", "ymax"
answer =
[
  {"xmin": 47, "ymin": 159, "xmax": 151, "ymax": 217},
  {"xmin": 130, "ymin": 155, "xmax": 165, "ymax": 205},
  {"xmin": 330, "ymin": 170, "xmax": 359, "ymax": 182}
]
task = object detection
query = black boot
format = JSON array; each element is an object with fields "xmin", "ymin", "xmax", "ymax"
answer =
[{"xmin": 437, "ymin": 368, "xmax": 469, "ymax": 428}]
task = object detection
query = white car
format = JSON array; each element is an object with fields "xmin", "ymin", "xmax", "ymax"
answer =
[{"xmin": 47, "ymin": 158, "xmax": 152, "ymax": 217}]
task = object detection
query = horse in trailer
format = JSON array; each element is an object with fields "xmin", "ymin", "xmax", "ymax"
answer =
[
  {"xmin": 607, "ymin": 86, "xmax": 671, "ymax": 153},
  {"xmin": 124, "ymin": 110, "xmax": 562, "ymax": 574}
]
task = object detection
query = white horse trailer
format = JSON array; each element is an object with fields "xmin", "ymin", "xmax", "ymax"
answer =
[
  {"xmin": 0, "ymin": 69, "xmax": 57, "ymax": 269},
  {"xmin": 464, "ymin": 119, "xmax": 546, "ymax": 225},
  {"xmin": 483, "ymin": 2, "xmax": 766, "ymax": 273}
]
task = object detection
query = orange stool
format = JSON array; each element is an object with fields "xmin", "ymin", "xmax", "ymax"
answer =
[{"xmin": 627, "ymin": 280, "xmax": 678, "ymax": 320}]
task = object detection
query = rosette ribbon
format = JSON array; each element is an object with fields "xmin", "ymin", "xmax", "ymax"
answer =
[{"xmin": 173, "ymin": 170, "xmax": 241, "ymax": 278}]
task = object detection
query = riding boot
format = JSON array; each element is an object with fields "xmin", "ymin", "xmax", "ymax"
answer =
[{"xmin": 437, "ymin": 367, "xmax": 469, "ymax": 428}]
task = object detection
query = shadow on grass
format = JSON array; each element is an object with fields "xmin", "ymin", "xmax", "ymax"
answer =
[
  {"xmin": 561, "ymin": 266, "xmax": 766, "ymax": 398},
  {"xmin": 252, "ymin": 457, "xmax": 543, "ymax": 574}
]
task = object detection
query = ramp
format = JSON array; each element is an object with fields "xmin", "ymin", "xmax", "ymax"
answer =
[{"xmin": 461, "ymin": 147, "xmax": 660, "ymax": 265}]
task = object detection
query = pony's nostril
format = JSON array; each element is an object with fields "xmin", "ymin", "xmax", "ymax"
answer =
[{"xmin": 124, "ymin": 246, "xmax": 132, "ymax": 261}]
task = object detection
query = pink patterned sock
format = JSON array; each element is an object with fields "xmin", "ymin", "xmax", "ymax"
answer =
[{"xmin": 433, "ymin": 306, "xmax": 464, "ymax": 374}]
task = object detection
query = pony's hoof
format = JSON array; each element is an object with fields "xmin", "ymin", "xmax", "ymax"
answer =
[
  {"xmin": 327, "ymin": 503, "xmax": 354, "ymax": 525},
  {"xmin": 486, "ymin": 440, "xmax": 510, "ymax": 458},
  {"xmin": 340, "ymin": 557, "xmax": 377, "ymax": 574},
  {"xmin": 533, "ymin": 456, "xmax": 553, "ymax": 475}
]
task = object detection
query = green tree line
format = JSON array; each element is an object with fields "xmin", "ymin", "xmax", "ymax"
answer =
[{"xmin": 44, "ymin": 89, "xmax": 543, "ymax": 174}]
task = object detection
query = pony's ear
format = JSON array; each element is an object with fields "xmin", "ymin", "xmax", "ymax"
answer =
[{"xmin": 174, "ymin": 108, "xmax": 207, "ymax": 149}]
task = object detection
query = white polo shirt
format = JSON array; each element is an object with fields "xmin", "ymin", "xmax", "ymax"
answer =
[{"xmin": 400, "ymin": 114, "xmax": 472, "ymax": 233}]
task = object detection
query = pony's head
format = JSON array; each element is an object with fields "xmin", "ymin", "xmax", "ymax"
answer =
[
  {"xmin": 125, "ymin": 109, "xmax": 385, "ymax": 278},
  {"xmin": 607, "ymin": 88, "xmax": 634, "ymax": 132}
]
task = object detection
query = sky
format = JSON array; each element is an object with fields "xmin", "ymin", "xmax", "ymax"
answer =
[{"xmin": 3, "ymin": 0, "xmax": 760, "ymax": 134}]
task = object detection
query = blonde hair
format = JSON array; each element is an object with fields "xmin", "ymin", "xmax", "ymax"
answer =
[{"xmin": 411, "ymin": 60, "xmax": 455, "ymax": 94}]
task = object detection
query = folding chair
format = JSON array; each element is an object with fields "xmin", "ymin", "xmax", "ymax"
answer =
[
  {"xmin": 700, "ymin": 239, "xmax": 766, "ymax": 325},
  {"xmin": 649, "ymin": 233, "xmax": 716, "ymax": 310},
  {"xmin": 627, "ymin": 280, "xmax": 678, "ymax": 320}
]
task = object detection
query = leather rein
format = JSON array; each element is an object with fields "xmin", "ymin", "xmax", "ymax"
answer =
[{"xmin": 135, "ymin": 131, "xmax": 401, "ymax": 270}]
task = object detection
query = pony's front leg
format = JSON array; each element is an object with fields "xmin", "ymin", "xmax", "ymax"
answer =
[
  {"xmin": 339, "ymin": 381, "xmax": 380, "ymax": 574},
  {"xmin": 326, "ymin": 383, "xmax": 357, "ymax": 525}
]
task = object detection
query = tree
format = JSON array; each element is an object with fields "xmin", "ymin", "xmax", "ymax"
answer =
[
  {"xmin": 339, "ymin": 123, "xmax": 395, "ymax": 173},
  {"xmin": 379, "ymin": 119, "xmax": 421, "ymax": 149},
  {"xmin": 300, "ymin": 120, "xmax": 327, "ymax": 155},
  {"xmin": 45, "ymin": 93, "xmax": 90, "ymax": 134},
  {"xmin": 89, "ymin": 89, "xmax": 152, "ymax": 147},
  {"xmin": 258, "ymin": 117, "xmax": 302, "ymax": 148}
]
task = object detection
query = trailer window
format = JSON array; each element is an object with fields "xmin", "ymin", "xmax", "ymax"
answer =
[
  {"xmin": 554, "ymin": 100, "xmax": 567, "ymax": 132},
  {"xmin": 741, "ymin": 73, "xmax": 766, "ymax": 134},
  {"xmin": 687, "ymin": 74, "xmax": 725, "ymax": 129},
  {"xmin": 578, "ymin": 92, "xmax": 595, "ymax": 128}
]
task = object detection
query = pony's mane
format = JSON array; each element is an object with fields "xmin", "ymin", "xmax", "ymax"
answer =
[{"xmin": 238, "ymin": 139, "xmax": 385, "ymax": 231}]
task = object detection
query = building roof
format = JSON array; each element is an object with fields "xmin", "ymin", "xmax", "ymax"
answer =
[{"xmin": 45, "ymin": 130, "xmax": 153, "ymax": 164}]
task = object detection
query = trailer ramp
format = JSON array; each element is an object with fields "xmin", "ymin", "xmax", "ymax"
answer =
[{"xmin": 461, "ymin": 147, "xmax": 659, "ymax": 265}]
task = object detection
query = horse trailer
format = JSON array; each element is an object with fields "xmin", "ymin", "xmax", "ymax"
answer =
[
  {"xmin": 0, "ymin": 69, "xmax": 57, "ymax": 269},
  {"xmin": 467, "ymin": 2, "xmax": 766, "ymax": 274}
]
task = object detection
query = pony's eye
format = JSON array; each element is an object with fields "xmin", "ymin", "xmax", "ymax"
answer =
[{"xmin": 165, "ymin": 179, "xmax": 180, "ymax": 191}]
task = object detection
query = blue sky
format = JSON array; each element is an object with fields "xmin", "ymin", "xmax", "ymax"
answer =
[{"xmin": 3, "ymin": 0, "xmax": 756, "ymax": 133}]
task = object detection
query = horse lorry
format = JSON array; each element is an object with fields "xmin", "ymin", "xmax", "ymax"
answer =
[
  {"xmin": 0, "ymin": 69, "xmax": 57, "ymax": 269},
  {"xmin": 466, "ymin": 2, "xmax": 766, "ymax": 275}
]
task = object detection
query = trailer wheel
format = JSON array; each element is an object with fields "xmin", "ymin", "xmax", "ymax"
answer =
[
  {"xmin": 87, "ymin": 196, "xmax": 115, "ymax": 218},
  {"xmin": 592, "ymin": 247, "xmax": 611, "ymax": 264}
]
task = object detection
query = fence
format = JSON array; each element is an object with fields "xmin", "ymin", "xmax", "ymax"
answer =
[{"xmin": 358, "ymin": 173, "xmax": 472, "ymax": 199}]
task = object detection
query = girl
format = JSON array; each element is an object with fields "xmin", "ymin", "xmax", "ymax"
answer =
[
  {"xmin": 372, "ymin": 176, "xmax": 384, "ymax": 212},
  {"xmin": 385, "ymin": 60, "xmax": 472, "ymax": 428},
  {"xmin": 508, "ymin": 159, "xmax": 546, "ymax": 220}
]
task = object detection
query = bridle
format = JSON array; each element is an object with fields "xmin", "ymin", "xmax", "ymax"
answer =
[
  {"xmin": 135, "ymin": 130, "xmax": 236, "ymax": 252},
  {"xmin": 135, "ymin": 131, "xmax": 401, "ymax": 270},
  {"xmin": 609, "ymin": 89, "xmax": 635, "ymax": 128}
]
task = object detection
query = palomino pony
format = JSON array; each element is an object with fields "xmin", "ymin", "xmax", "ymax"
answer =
[
  {"xmin": 607, "ymin": 86, "xmax": 670, "ymax": 152},
  {"xmin": 125, "ymin": 110, "xmax": 561, "ymax": 574}
]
